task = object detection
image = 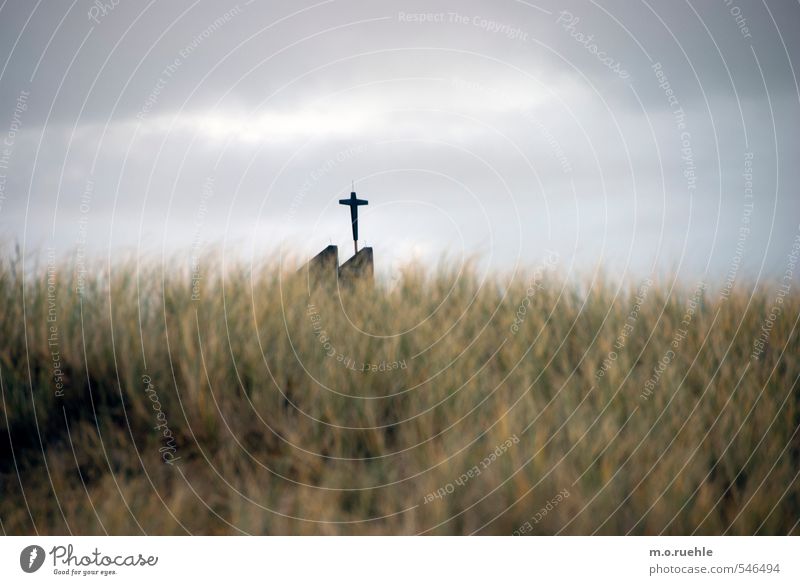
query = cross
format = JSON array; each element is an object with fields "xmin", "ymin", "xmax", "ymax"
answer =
[{"xmin": 339, "ymin": 188, "xmax": 368, "ymax": 256}]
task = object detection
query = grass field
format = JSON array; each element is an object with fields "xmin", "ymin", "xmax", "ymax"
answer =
[{"xmin": 1, "ymin": 248, "xmax": 798, "ymax": 535}]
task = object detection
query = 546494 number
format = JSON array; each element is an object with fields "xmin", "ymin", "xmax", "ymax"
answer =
[{"xmin": 736, "ymin": 563, "xmax": 780, "ymax": 574}]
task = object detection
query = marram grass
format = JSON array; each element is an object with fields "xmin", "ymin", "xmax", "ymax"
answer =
[{"xmin": 0, "ymin": 250, "xmax": 798, "ymax": 535}]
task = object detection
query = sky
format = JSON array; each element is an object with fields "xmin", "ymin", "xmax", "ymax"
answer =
[{"xmin": 0, "ymin": 0, "xmax": 798, "ymax": 285}]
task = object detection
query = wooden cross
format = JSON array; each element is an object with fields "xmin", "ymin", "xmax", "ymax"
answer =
[{"xmin": 339, "ymin": 189, "xmax": 368, "ymax": 256}]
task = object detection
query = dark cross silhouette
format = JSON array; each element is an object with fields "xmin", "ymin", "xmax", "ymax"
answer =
[{"xmin": 339, "ymin": 189, "xmax": 368, "ymax": 256}]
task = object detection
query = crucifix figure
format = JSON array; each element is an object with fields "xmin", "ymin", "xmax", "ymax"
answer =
[{"xmin": 339, "ymin": 188, "xmax": 368, "ymax": 256}]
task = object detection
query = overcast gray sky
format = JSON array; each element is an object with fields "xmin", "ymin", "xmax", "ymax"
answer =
[{"xmin": 1, "ymin": 0, "xmax": 798, "ymax": 284}]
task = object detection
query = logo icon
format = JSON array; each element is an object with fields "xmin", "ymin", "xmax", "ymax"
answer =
[{"xmin": 20, "ymin": 545, "xmax": 46, "ymax": 573}]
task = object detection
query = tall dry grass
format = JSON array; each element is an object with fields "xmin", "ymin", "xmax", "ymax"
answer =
[{"xmin": 0, "ymin": 248, "xmax": 798, "ymax": 535}]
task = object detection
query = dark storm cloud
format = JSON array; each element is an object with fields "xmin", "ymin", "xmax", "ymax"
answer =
[
  {"xmin": 0, "ymin": 0, "xmax": 798, "ymax": 282},
  {"xmin": 1, "ymin": 0, "xmax": 796, "ymax": 123}
]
